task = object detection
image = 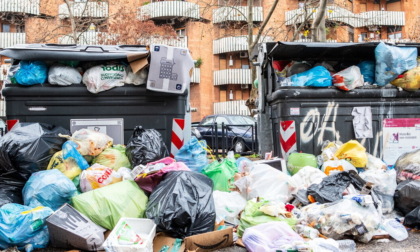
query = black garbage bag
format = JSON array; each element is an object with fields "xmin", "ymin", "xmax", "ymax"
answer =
[
  {"xmin": 394, "ymin": 180, "xmax": 420, "ymax": 215},
  {"xmin": 126, "ymin": 126, "xmax": 169, "ymax": 167},
  {"xmin": 404, "ymin": 205, "xmax": 420, "ymax": 228},
  {"xmin": 0, "ymin": 123, "xmax": 70, "ymax": 206},
  {"xmin": 307, "ymin": 170, "xmax": 367, "ymax": 204},
  {"xmin": 146, "ymin": 171, "xmax": 215, "ymax": 238}
]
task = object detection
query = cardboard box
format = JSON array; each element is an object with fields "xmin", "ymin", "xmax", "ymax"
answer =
[
  {"xmin": 147, "ymin": 44, "xmax": 194, "ymax": 94},
  {"xmin": 153, "ymin": 227, "xmax": 234, "ymax": 252},
  {"xmin": 46, "ymin": 203, "xmax": 106, "ymax": 251}
]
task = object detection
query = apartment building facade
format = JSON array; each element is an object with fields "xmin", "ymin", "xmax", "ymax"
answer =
[{"xmin": 0, "ymin": 0, "xmax": 417, "ymax": 121}]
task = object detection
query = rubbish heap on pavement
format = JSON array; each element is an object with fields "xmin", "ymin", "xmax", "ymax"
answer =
[{"xmin": 0, "ymin": 120, "xmax": 418, "ymax": 252}]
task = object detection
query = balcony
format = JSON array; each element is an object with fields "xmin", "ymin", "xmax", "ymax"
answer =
[
  {"xmin": 214, "ymin": 69, "xmax": 251, "ymax": 86},
  {"xmin": 139, "ymin": 1, "xmax": 200, "ymax": 21},
  {"xmin": 213, "ymin": 35, "xmax": 272, "ymax": 54},
  {"xmin": 59, "ymin": 32, "xmax": 101, "ymax": 45},
  {"xmin": 58, "ymin": 1, "xmax": 108, "ymax": 19},
  {"xmin": 149, "ymin": 36, "xmax": 188, "ymax": 48},
  {"xmin": 0, "ymin": 0, "xmax": 40, "ymax": 15},
  {"xmin": 214, "ymin": 100, "xmax": 250, "ymax": 116},
  {"xmin": 191, "ymin": 67, "xmax": 200, "ymax": 84},
  {"xmin": 0, "ymin": 32, "xmax": 26, "ymax": 48},
  {"xmin": 213, "ymin": 6, "xmax": 263, "ymax": 24},
  {"xmin": 293, "ymin": 39, "xmax": 337, "ymax": 43},
  {"xmin": 286, "ymin": 6, "xmax": 405, "ymax": 27}
]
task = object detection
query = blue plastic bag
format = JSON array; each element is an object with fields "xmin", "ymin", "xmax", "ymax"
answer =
[
  {"xmin": 290, "ymin": 66, "xmax": 332, "ymax": 87},
  {"xmin": 375, "ymin": 42, "xmax": 418, "ymax": 86},
  {"xmin": 23, "ymin": 169, "xmax": 77, "ymax": 211},
  {"xmin": 14, "ymin": 61, "xmax": 48, "ymax": 85},
  {"xmin": 175, "ymin": 136, "xmax": 209, "ymax": 172},
  {"xmin": 0, "ymin": 203, "xmax": 53, "ymax": 251},
  {"xmin": 358, "ymin": 61, "xmax": 375, "ymax": 84},
  {"xmin": 62, "ymin": 140, "xmax": 89, "ymax": 170}
]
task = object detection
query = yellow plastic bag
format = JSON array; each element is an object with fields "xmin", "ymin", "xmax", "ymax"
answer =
[
  {"xmin": 391, "ymin": 66, "xmax": 420, "ymax": 91},
  {"xmin": 47, "ymin": 151, "xmax": 82, "ymax": 180},
  {"xmin": 334, "ymin": 140, "xmax": 367, "ymax": 168}
]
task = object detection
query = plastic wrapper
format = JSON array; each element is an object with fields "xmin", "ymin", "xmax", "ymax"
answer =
[
  {"xmin": 62, "ymin": 141, "xmax": 89, "ymax": 170},
  {"xmin": 359, "ymin": 169, "xmax": 397, "ymax": 214},
  {"xmin": 134, "ymin": 157, "xmax": 190, "ymax": 194},
  {"xmin": 60, "ymin": 128, "xmax": 113, "ymax": 157},
  {"xmin": 394, "ymin": 180, "xmax": 420, "ymax": 215},
  {"xmin": 281, "ymin": 66, "xmax": 332, "ymax": 87},
  {"xmin": 0, "ymin": 204, "xmax": 53, "ymax": 251},
  {"xmin": 213, "ymin": 191, "xmax": 247, "ymax": 225},
  {"xmin": 366, "ymin": 153, "xmax": 387, "ymax": 170},
  {"xmin": 23, "ymin": 169, "xmax": 76, "ymax": 211},
  {"xmin": 357, "ymin": 61, "xmax": 375, "ymax": 84},
  {"xmin": 126, "ymin": 126, "xmax": 169, "ymax": 167},
  {"xmin": 48, "ymin": 64, "xmax": 82, "ymax": 86},
  {"xmin": 300, "ymin": 198, "xmax": 381, "ymax": 243},
  {"xmin": 92, "ymin": 144, "xmax": 131, "ymax": 170},
  {"xmin": 237, "ymin": 199, "xmax": 297, "ymax": 237},
  {"xmin": 125, "ymin": 67, "xmax": 148, "ymax": 85},
  {"xmin": 242, "ymin": 222, "xmax": 304, "ymax": 252},
  {"xmin": 82, "ymin": 64, "xmax": 127, "ymax": 93},
  {"xmin": 235, "ymin": 164, "xmax": 295, "ymax": 203},
  {"xmin": 80, "ymin": 163, "xmax": 123, "ymax": 192},
  {"xmin": 202, "ymin": 158, "xmax": 238, "ymax": 192},
  {"xmin": 14, "ymin": 60, "xmax": 48, "ymax": 85},
  {"xmin": 321, "ymin": 159, "xmax": 357, "ymax": 175},
  {"xmin": 375, "ymin": 42, "xmax": 417, "ymax": 86},
  {"xmin": 319, "ymin": 141, "xmax": 342, "ymax": 162},
  {"xmin": 72, "ymin": 180, "xmax": 148, "ymax": 230},
  {"xmin": 332, "ymin": 66, "xmax": 364, "ymax": 91},
  {"xmin": 174, "ymin": 136, "xmax": 208, "ymax": 172},
  {"xmin": 47, "ymin": 150, "xmax": 82, "ymax": 180},
  {"xmin": 403, "ymin": 205, "xmax": 420, "ymax": 229},
  {"xmin": 287, "ymin": 153, "xmax": 318, "ymax": 175},
  {"xmin": 391, "ymin": 66, "xmax": 420, "ymax": 91},
  {"xmin": 395, "ymin": 149, "xmax": 420, "ymax": 182},
  {"xmin": 381, "ymin": 218, "xmax": 408, "ymax": 242},
  {"xmin": 334, "ymin": 140, "xmax": 367, "ymax": 168},
  {"xmin": 145, "ymin": 171, "xmax": 215, "ymax": 238}
]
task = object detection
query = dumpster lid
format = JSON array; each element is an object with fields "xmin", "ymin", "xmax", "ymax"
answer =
[
  {"xmin": 265, "ymin": 41, "xmax": 420, "ymax": 61},
  {"xmin": 0, "ymin": 44, "xmax": 149, "ymax": 61}
]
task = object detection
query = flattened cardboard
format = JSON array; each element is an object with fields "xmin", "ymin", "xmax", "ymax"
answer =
[
  {"xmin": 127, "ymin": 52, "xmax": 149, "ymax": 73},
  {"xmin": 153, "ymin": 233, "xmax": 185, "ymax": 252},
  {"xmin": 184, "ymin": 227, "xmax": 234, "ymax": 252},
  {"xmin": 46, "ymin": 203, "xmax": 106, "ymax": 251}
]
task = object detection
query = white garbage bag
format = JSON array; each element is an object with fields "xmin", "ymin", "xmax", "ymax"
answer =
[
  {"xmin": 213, "ymin": 191, "xmax": 247, "ymax": 225},
  {"xmin": 82, "ymin": 64, "xmax": 127, "ymax": 93},
  {"xmin": 48, "ymin": 64, "xmax": 82, "ymax": 86}
]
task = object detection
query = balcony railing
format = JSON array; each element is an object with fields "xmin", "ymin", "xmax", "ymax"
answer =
[
  {"xmin": 214, "ymin": 69, "xmax": 251, "ymax": 86},
  {"xmin": 214, "ymin": 100, "xmax": 250, "ymax": 116},
  {"xmin": 213, "ymin": 6, "xmax": 263, "ymax": 24},
  {"xmin": 59, "ymin": 32, "xmax": 101, "ymax": 45},
  {"xmin": 139, "ymin": 1, "xmax": 200, "ymax": 20},
  {"xmin": 293, "ymin": 39, "xmax": 337, "ymax": 43},
  {"xmin": 59, "ymin": 1, "xmax": 108, "ymax": 19},
  {"xmin": 191, "ymin": 67, "xmax": 200, "ymax": 84},
  {"xmin": 286, "ymin": 6, "xmax": 405, "ymax": 27},
  {"xmin": 0, "ymin": 0, "xmax": 40, "ymax": 15},
  {"xmin": 0, "ymin": 32, "xmax": 26, "ymax": 48},
  {"xmin": 213, "ymin": 35, "xmax": 273, "ymax": 54},
  {"xmin": 149, "ymin": 36, "xmax": 188, "ymax": 48}
]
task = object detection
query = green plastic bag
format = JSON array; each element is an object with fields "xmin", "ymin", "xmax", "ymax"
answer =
[
  {"xmin": 92, "ymin": 144, "xmax": 131, "ymax": 170},
  {"xmin": 202, "ymin": 158, "xmax": 238, "ymax": 192},
  {"xmin": 71, "ymin": 180, "xmax": 148, "ymax": 230},
  {"xmin": 287, "ymin": 153, "xmax": 318, "ymax": 175},
  {"xmin": 237, "ymin": 199, "xmax": 297, "ymax": 237}
]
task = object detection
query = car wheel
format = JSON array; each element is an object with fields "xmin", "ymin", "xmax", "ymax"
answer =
[{"xmin": 233, "ymin": 139, "xmax": 245, "ymax": 154}]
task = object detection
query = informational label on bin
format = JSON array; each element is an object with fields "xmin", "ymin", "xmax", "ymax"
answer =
[
  {"xmin": 382, "ymin": 118, "xmax": 420, "ymax": 166},
  {"xmin": 71, "ymin": 118, "xmax": 124, "ymax": 145}
]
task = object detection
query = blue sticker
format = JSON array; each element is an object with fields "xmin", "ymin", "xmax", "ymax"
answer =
[
  {"xmin": 154, "ymin": 46, "xmax": 160, "ymax": 52},
  {"xmin": 176, "ymin": 84, "xmax": 182, "ymax": 90}
]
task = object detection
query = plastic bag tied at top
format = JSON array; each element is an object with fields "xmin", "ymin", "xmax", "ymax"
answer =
[
  {"xmin": 174, "ymin": 136, "xmax": 208, "ymax": 173},
  {"xmin": 14, "ymin": 61, "xmax": 48, "ymax": 86},
  {"xmin": 202, "ymin": 158, "xmax": 238, "ymax": 192},
  {"xmin": 146, "ymin": 171, "xmax": 216, "ymax": 238}
]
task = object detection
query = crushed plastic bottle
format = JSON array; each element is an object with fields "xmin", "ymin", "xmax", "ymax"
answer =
[{"xmin": 381, "ymin": 219, "xmax": 408, "ymax": 242}]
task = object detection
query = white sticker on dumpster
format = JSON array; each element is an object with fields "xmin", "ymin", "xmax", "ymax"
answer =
[
  {"xmin": 290, "ymin": 108, "xmax": 300, "ymax": 115},
  {"xmin": 71, "ymin": 118, "xmax": 124, "ymax": 145},
  {"xmin": 383, "ymin": 118, "xmax": 420, "ymax": 167}
]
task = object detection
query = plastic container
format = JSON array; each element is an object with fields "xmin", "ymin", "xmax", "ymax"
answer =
[
  {"xmin": 381, "ymin": 219, "xmax": 408, "ymax": 242},
  {"xmin": 103, "ymin": 218, "xmax": 156, "ymax": 252},
  {"xmin": 337, "ymin": 239, "xmax": 356, "ymax": 252}
]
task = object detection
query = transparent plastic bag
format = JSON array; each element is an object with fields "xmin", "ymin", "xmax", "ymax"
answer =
[
  {"xmin": 124, "ymin": 67, "xmax": 147, "ymax": 85},
  {"xmin": 82, "ymin": 64, "xmax": 127, "ymax": 93},
  {"xmin": 92, "ymin": 144, "xmax": 131, "ymax": 171},
  {"xmin": 332, "ymin": 66, "xmax": 364, "ymax": 91},
  {"xmin": 80, "ymin": 163, "xmax": 123, "ymax": 192},
  {"xmin": 60, "ymin": 128, "xmax": 113, "ymax": 157},
  {"xmin": 282, "ymin": 66, "xmax": 332, "ymax": 87},
  {"xmin": 290, "ymin": 166, "xmax": 326, "ymax": 192},
  {"xmin": 395, "ymin": 148, "xmax": 420, "ymax": 182},
  {"xmin": 174, "ymin": 136, "xmax": 208, "ymax": 172},
  {"xmin": 48, "ymin": 64, "xmax": 82, "ymax": 86},
  {"xmin": 213, "ymin": 190, "xmax": 247, "ymax": 225},
  {"xmin": 321, "ymin": 160, "xmax": 357, "ymax": 175}
]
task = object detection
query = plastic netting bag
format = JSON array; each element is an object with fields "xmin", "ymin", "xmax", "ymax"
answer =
[
  {"xmin": 391, "ymin": 66, "xmax": 420, "ymax": 91},
  {"xmin": 213, "ymin": 191, "xmax": 247, "ymax": 225},
  {"xmin": 60, "ymin": 129, "xmax": 113, "ymax": 157},
  {"xmin": 202, "ymin": 158, "xmax": 238, "ymax": 191},
  {"xmin": 174, "ymin": 136, "xmax": 208, "ymax": 172},
  {"xmin": 357, "ymin": 61, "xmax": 375, "ymax": 84},
  {"xmin": 126, "ymin": 126, "xmax": 169, "ymax": 167},
  {"xmin": 82, "ymin": 64, "xmax": 127, "ymax": 93},
  {"xmin": 48, "ymin": 64, "xmax": 82, "ymax": 86},
  {"xmin": 332, "ymin": 66, "xmax": 364, "ymax": 91},
  {"xmin": 375, "ymin": 42, "xmax": 417, "ymax": 86},
  {"xmin": 14, "ymin": 61, "xmax": 48, "ymax": 85},
  {"xmin": 0, "ymin": 204, "xmax": 53, "ymax": 251},
  {"xmin": 72, "ymin": 180, "xmax": 148, "ymax": 230},
  {"xmin": 92, "ymin": 144, "xmax": 131, "ymax": 170},
  {"xmin": 146, "ymin": 171, "xmax": 215, "ymax": 238},
  {"xmin": 23, "ymin": 169, "xmax": 77, "ymax": 211},
  {"xmin": 281, "ymin": 66, "xmax": 332, "ymax": 87}
]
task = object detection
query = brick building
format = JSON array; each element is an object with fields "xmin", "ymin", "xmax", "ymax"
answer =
[{"xmin": 0, "ymin": 0, "xmax": 417, "ymax": 121}]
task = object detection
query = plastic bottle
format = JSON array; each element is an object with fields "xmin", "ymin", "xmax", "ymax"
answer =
[
  {"xmin": 381, "ymin": 218, "xmax": 408, "ymax": 242},
  {"xmin": 337, "ymin": 239, "xmax": 356, "ymax": 252}
]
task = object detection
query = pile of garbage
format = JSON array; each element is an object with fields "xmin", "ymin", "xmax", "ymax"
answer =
[
  {"xmin": 274, "ymin": 42, "xmax": 420, "ymax": 91},
  {"xmin": 0, "ymin": 122, "xmax": 418, "ymax": 252}
]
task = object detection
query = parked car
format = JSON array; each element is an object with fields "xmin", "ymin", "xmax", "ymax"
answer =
[{"xmin": 192, "ymin": 114, "xmax": 257, "ymax": 153}]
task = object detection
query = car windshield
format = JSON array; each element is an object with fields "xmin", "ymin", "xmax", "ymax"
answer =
[{"xmin": 228, "ymin": 115, "xmax": 255, "ymax": 125}]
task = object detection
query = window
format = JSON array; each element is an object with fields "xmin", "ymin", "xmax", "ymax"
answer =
[
  {"xmin": 201, "ymin": 117, "xmax": 215, "ymax": 125},
  {"xmin": 2, "ymin": 24, "xmax": 10, "ymax": 32},
  {"xmin": 16, "ymin": 25, "xmax": 24, "ymax": 33},
  {"xmin": 358, "ymin": 33, "xmax": 367, "ymax": 42},
  {"xmin": 176, "ymin": 28, "xmax": 186, "ymax": 38},
  {"xmin": 388, "ymin": 26, "xmax": 402, "ymax": 40},
  {"xmin": 215, "ymin": 116, "xmax": 229, "ymax": 126}
]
